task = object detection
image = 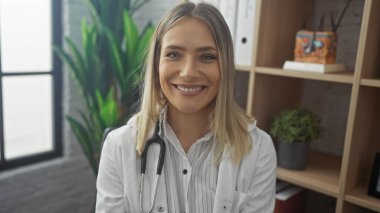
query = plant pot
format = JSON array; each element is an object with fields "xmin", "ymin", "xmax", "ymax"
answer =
[{"xmin": 277, "ymin": 140, "xmax": 309, "ymax": 170}]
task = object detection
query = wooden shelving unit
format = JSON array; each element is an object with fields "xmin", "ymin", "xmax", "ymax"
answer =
[
  {"xmin": 235, "ymin": 65, "xmax": 251, "ymax": 72},
  {"xmin": 360, "ymin": 78, "xmax": 380, "ymax": 88},
  {"xmin": 277, "ymin": 151, "xmax": 341, "ymax": 197},
  {"xmin": 255, "ymin": 66, "xmax": 354, "ymax": 84},
  {"xmin": 236, "ymin": 0, "xmax": 380, "ymax": 212},
  {"xmin": 345, "ymin": 185, "xmax": 380, "ymax": 212}
]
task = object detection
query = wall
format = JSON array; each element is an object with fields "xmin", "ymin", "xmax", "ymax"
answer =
[
  {"xmin": 305, "ymin": 0, "xmax": 364, "ymax": 156},
  {"xmin": 0, "ymin": 0, "xmax": 176, "ymax": 212}
]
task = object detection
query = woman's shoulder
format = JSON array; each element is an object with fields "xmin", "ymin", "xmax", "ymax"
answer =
[
  {"xmin": 249, "ymin": 121, "xmax": 273, "ymax": 145},
  {"xmin": 245, "ymin": 121, "xmax": 276, "ymax": 158},
  {"xmin": 103, "ymin": 114, "xmax": 139, "ymax": 151},
  {"xmin": 234, "ymin": 121, "xmax": 276, "ymax": 190}
]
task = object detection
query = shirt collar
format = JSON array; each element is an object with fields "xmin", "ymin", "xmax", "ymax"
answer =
[
  {"xmin": 158, "ymin": 105, "xmax": 214, "ymax": 148},
  {"xmin": 158, "ymin": 105, "xmax": 256, "ymax": 139}
]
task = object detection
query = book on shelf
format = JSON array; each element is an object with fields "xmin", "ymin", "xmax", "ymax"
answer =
[
  {"xmin": 283, "ymin": 60, "xmax": 346, "ymax": 73},
  {"xmin": 276, "ymin": 180, "xmax": 291, "ymax": 192},
  {"xmin": 275, "ymin": 183, "xmax": 306, "ymax": 213}
]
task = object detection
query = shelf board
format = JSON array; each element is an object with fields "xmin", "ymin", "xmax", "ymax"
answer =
[
  {"xmin": 277, "ymin": 150, "xmax": 341, "ymax": 197},
  {"xmin": 235, "ymin": 65, "xmax": 252, "ymax": 72},
  {"xmin": 345, "ymin": 184, "xmax": 380, "ymax": 212},
  {"xmin": 256, "ymin": 66, "xmax": 354, "ymax": 84},
  {"xmin": 360, "ymin": 78, "xmax": 380, "ymax": 88}
]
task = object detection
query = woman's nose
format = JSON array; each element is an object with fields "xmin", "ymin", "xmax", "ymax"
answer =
[{"xmin": 179, "ymin": 58, "xmax": 199, "ymax": 80}]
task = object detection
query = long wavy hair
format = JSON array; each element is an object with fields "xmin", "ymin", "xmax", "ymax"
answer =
[{"xmin": 136, "ymin": 2, "xmax": 253, "ymax": 163}]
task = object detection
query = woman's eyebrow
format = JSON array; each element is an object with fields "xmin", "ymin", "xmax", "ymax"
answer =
[
  {"xmin": 196, "ymin": 46, "xmax": 217, "ymax": 52},
  {"xmin": 163, "ymin": 44, "xmax": 217, "ymax": 52},
  {"xmin": 163, "ymin": 45, "xmax": 185, "ymax": 51}
]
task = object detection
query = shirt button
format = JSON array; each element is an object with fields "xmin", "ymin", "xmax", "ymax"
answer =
[
  {"xmin": 183, "ymin": 169, "xmax": 188, "ymax": 174},
  {"xmin": 157, "ymin": 206, "xmax": 165, "ymax": 212}
]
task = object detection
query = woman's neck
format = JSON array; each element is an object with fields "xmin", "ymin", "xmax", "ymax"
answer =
[{"xmin": 167, "ymin": 106, "xmax": 211, "ymax": 153}]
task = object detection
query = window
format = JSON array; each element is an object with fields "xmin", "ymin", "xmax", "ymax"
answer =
[{"xmin": 0, "ymin": 0, "xmax": 62, "ymax": 170}]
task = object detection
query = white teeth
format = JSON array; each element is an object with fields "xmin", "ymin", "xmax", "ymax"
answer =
[{"xmin": 177, "ymin": 85, "xmax": 202, "ymax": 93}]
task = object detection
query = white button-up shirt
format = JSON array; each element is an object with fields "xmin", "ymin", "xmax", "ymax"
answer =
[
  {"xmin": 160, "ymin": 108, "xmax": 218, "ymax": 213},
  {"xmin": 96, "ymin": 110, "xmax": 277, "ymax": 213}
]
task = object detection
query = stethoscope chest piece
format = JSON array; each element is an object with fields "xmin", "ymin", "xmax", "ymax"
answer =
[{"xmin": 139, "ymin": 121, "xmax": 166, "ymax": 213}]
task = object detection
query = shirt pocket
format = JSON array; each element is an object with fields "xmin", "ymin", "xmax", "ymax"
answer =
[{"xmin": 231, "ymin": 191, "xmax": 248, "ymax": 212}]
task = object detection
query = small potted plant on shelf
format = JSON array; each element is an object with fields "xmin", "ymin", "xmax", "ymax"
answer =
[{"xmin": 270, "ymin": 107, "xmax": 321, "ymax": 170}]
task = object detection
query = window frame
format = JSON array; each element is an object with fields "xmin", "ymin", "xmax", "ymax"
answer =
[{"xmin": 0, "ymin": 0, "xmax": 62, "ymax": 170}]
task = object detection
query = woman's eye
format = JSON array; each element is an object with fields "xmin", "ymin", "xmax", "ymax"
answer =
[
  {"xmin": 200, "ymin": 54, "xmax": 217, "ymax": 62},
  {"xmin": 165, "ymin": 51, "xmax": 180, "ymax": 60}
]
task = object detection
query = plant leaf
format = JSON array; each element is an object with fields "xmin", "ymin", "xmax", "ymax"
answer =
[
  {"xmin": 133, "ymin": 23, "xmax": 154, "ymax": 69},
  {"xmin": 66, "ymin": 38, "xmax": 86, "ymax": 80},
  {"xmin": 123, "ymin": 9, "xmax": 138, "ymax": 67},
  {"xmin": 66, "ymin": 115, "xmax": 98, "ymax": 174}
]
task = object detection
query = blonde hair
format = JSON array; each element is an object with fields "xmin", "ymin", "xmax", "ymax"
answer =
[{"xmin": 136, "ymin": 2, "xmax": 253, "ymax": 163}]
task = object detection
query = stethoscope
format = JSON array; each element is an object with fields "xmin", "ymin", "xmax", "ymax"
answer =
[{"xmin": 139, "ymin": 121, "xmax": 166, "ymax": 213}]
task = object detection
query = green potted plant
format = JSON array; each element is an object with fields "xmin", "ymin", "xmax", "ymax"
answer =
[
  {"xmin": 270, "ymin": 107, "xmax": 321, "ymax": 170},
  {"xmin": 54, "ymin": 0, "xmax": 154, "ymax": 175}
]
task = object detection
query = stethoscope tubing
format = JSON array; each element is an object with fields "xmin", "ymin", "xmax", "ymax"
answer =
[{"xmin": 139, "ymin": 122, "xmax": 166, "ymax": 213}]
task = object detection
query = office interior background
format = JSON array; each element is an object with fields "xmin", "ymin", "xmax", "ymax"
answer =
[
  {"xmin": 0, "ymin": 0, "xmax": 177, "ymax": 212},
  {"xmin": 0, "ymin": 0, "xmax": 379, "ymax": 212}
]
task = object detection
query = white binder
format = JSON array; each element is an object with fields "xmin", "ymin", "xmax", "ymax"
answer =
[
  {"xmin": 189, "ymin": 0, "xmax": 219, "ymax": 7},
  {"xmin": 188, "ymin": 0, "xmax": 202, "ymax": 4},
  {"xmin": 203, "ymin": 0, "xmax": 220, "ymax": 7},
  {"xmin": 234, "ymin": 0, "xmax": 257, "ymax": 66},
  {"xmin": 219, "ymin": 0, "xmax": 238, "ymax": 42}
]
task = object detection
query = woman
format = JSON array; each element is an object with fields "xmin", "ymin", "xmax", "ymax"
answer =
[{"xmin": 96, "ymin": 2, "xmax": 276, "ymax": 213}]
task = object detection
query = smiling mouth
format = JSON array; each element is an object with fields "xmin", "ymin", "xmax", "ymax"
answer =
[{"xmin": 175, "ymin": 85, "xmax": 205, "ymax": 94}]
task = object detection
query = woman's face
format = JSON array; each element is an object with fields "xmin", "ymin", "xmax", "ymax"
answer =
[{"xmin": 159, "ymin": 17, "xmax": 220, "ymax": 116}]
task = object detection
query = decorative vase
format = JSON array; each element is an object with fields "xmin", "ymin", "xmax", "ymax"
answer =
[{"xmin": 277, "ymin": 140, "xmax": 309, "ymax": 170}]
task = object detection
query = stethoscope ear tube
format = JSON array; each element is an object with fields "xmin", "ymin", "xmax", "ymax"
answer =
[
  {"xmin": 141, "ymin": 135, "xmax": 166, "ymax": 175},
  {"xmin": 140, "ymin": 121, "xmax": 166, "ymax": 175}
]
